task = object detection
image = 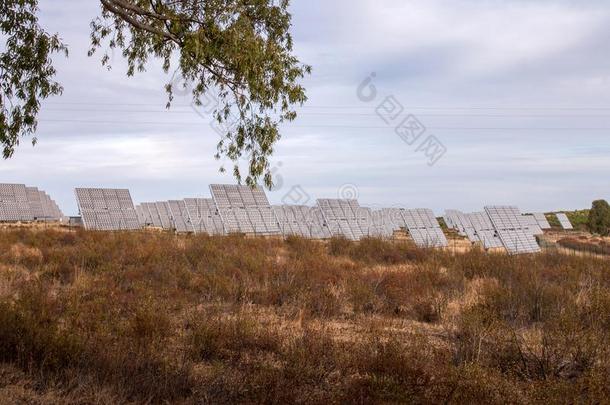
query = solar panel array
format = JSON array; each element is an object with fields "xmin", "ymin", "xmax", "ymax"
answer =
[
  {"xmin": 0, "ymin": 183, "xmax": 63, "ymax": 222},
  {"xmin": 0, "ymin": 179, "xmax": 582, "ymax": 257},
  {"xmin": 401, "ymin": 208, "xmax": 448, "ymax": 248},
  {"xmin": 555, "ymin": 213, "xmax": 574, "ymax": 230},
  {"xmin": 532, "ymin": 212, "xmax": 551, "ymax": 229},
  {"xmin": 210, "ymin": 184, "xmax": 281, "ymax": 235},
  {"xmin": 75, "ymin": 188, "xmax": 140, "ymax": 231},
  {"xmin": 485, "ymin": 206, "xmax": 540, "ymax": 254}
]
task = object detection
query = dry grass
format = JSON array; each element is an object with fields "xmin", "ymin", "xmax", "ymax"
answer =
[
  {"xmin": 558, "ymin": 236, "xmax": 610, "ymax": 256},
  {"xmin": 0, "ymin": 229, "xmax": 608, "ymax": 403}
]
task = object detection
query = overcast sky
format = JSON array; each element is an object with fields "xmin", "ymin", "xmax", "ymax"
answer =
[{"xmin": 2, "ymin": 0, "xmax": 610, "ymax": 215}]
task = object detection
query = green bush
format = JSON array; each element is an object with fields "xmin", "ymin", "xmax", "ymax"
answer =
[{"xmin": 588, "ymin": 200, "xmax": 610, "ymax": 236}]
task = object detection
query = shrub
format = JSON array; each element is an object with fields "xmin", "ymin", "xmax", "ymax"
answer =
[{"xmin": 588, "ymin": 200, "xmax": 610, "ymax": 236}]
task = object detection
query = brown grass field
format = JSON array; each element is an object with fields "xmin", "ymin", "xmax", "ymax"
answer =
[{"xmin": 0, "ymin": 229, "xmax": 609, "ymax": 404}]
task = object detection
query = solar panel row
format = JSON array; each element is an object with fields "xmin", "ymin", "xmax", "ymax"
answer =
[
  {"xmin": 18, "ymin": 182, "xmax": 571, "ymax": 257},
  {"xmin": 445, "ymin": 208, "xmax": 540, "ymax": 252},
  {"xmin": 315, "ymin": 201, "xmax": 447, "ymax": 246},
  {"xmin": 0, "ymin": 183, "xmax": 63, "ymax": 222}
]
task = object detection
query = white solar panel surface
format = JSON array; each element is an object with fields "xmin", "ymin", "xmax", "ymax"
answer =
[
  {"xmin": 210, "ymin": 185, "xmax": 280, "ymax": 235},
  {"xmin": 273, "ymin": 205, "xmax": 332, "ymax": 239},
  {"xmin": 0, "ymin": 183, "xmax": 33, "ymax": 222},
  {"xmin": 365, "ymin": 209, "xmax": 395, "ymax": 238},
  {"xmin": 401, "ymin": 209, "xmax": 448, "ymax": 248},
  {"xmin": 26, "ymin": 187, "xmax": 44, "ymax": 219},
  {"xmin": 532, "ymin": 212, "xmax": 551, "ymax": 229},
  {"xmin": 556, "ymin": 213, "xmax": 574, "ymax": 230},
  {"xmin": 142, "ymin": 203, "xmax": 161, "ymax": 227},
  {"xmin": 135, "ymin": 205, "xmax": 146, "ymax": 225},
  {"xmin": 184, "ymin": 198, "xmax": 225, "ymax": 235},
  {"xmin": 37, "ymin": 191, "xmax": 62, "ymax": 221},
  {"xmin": 316, "ymin": 199, "xmax": 367, "ymax": 240},
  {"xmin": 445, "ymin": 210, "xmax": 478, "ymax": 242},
  {"xmin": 484, "ymin": 206, "xmax": 540, "ymax": 254},
  {"xmin": 520, "ymin": 215, "xmax": 544, "ymax": 236},
  {"xmin": 75, "ymin": 188, "xmax": 141, "ymax": 231},
  {"xmin": 168, "ymin": 200, "xmax": 194, "ymax": 233},
  {"xmin": 466, "ymin": 213, "xmax": 507, "ymax": 249},
  {"xmin": 155, "ymin": 202, "xmax": 172, "ymax": 230}
]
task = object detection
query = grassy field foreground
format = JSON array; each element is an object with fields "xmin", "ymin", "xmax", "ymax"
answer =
[{"xmin": 0, "ymin": 229, "xmax": 608, "ymax": 404}]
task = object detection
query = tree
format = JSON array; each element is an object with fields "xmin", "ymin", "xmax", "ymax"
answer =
[
  {"xmin": 0, "ymin": 0, "xmax": 68, "ymax": 158},
  {"xmin": 588, "ymin": 200, "xmax": 610, "ymax": 236},
  {"xmin": 90, "ymin": 0, "xmax": 310, "ymax": 187},
  {"xmin": 1, "ymin": 0, "xmax": 310, "ymax": 188}
]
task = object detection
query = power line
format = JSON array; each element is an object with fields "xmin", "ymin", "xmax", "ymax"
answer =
[
  {"xmin": 44, "ymin": 101, "xmax": 610, "ymax": 111},
  {"xmin": 40, "ymin": 108, "xmax": 610, "ymax": 118},
  {"xmin": 37, "ymin": 119, "xmax": 610, "ymax": 130}
]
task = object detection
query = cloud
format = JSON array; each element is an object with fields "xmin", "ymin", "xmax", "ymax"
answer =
[{"xmin": 1, "ymin": 0, "xmax": 608, "ymax": 215}]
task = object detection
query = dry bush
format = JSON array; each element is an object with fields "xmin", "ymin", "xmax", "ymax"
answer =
[
  {"xmin": 0, "ymin": 229, "xmax": 607, "ymax": 403},
  {"xmin": 558, "ymin": 237, "xmax": 610, "ymax": 256}
]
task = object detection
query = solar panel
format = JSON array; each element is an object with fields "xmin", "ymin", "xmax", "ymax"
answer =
[
  {"xmin": 316, "ymin": 199, "xmax": 368, "ymax": 241},
  {"xmin": 135, "ymin": 205, "xmax": 146, "ymax": 225},
  {"xmin": 26, "ymin": 187, "xmax": 44, "ymax": 219},
  {"xmin": 0, "ymin": 183, "xmax": 34, "ymax": 222},
  {"xmin": 445, "ymin": 210, "xmax": 478, "ymax": 242},
  {"xmin": 184, "ymin": 198, "xmax": 225, "ymax": 235},
  {"xmin": 466, "ymin": 212, "xmax": 506, "ymax": 250},
  {"xmin": 519, "ymin": 215, "xmax": 544, "ymax": 236},
  {"xmin": 27, "ymin": 188, "xmax": 63, "ymax": 221},
  {"xmin": 210, "ymin": 185, "xmax": 281, "ymax": 236},
  {"xmin": 155, "ymin": 202, "xmax": 173, "ymax": 229},
  {"xmin": 168, "ymin": 200, "xmax": 195, "ymax": 233},
  {"xmin": 379, "ymin": 208, "xmax": 408, "ymax": 234},
  {"xmin": 364, "ymin": 209, "xmax": 395, "ymax": 238},
  {"xmin": 556, "ymin": 213, "xmax": 574, "ymax": 230},
  {"xmin": 141, "ymin": 202, "xmax": 161, "ymax": 227},
  {"xmin": 497, "ymin": 229, "xmax": 542, "ymax": 254},
  {"xmin": 401, "ymin": 209, "xmax": 448, "ymax": 248},
  {"xmin": 484, "ymin": 206, "xmax": 540, "ymax": 254},
  {"xmin": 43, "ymin": 193, "xmax": 64, "ymax": 220},
  {"xmin": 273, "ymin": 205, "xmax": 332, "ymax": 239},
  {"xmin": 532, "ymin": 212, "xmax": 551, "ymax": 229},
  {"xmin": 75, "ymin": 188, "xmax": 141, "ymax": 231}
]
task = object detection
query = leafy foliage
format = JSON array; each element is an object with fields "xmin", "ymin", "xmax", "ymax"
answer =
[
  {"xmin": 588, "ymin": 200, "xmax": 610, "ymax": 236},
  {"xmin": 89, "ymin": 0, "xmax": 310, "ymax": 187},
  {"xmin": 565, "ymin": 209, "xmax": 590, "ymax": 231},
  {"xmin": 0, "ymin": 0, "xmax": 68, "ymax": 158}
]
